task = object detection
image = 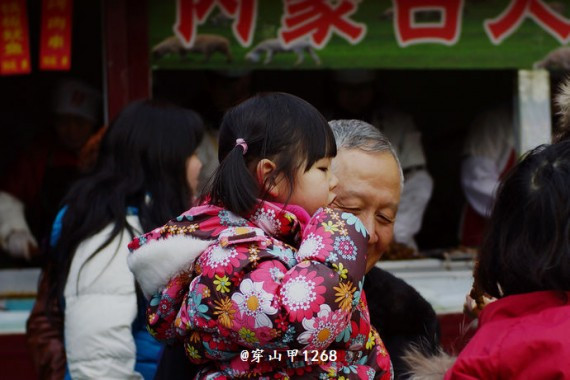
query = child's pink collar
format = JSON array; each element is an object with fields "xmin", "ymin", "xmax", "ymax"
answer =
[
  {"xmin": 189, "ymin": 198, "xmax": 311, "ymax": 232},
  {"xmin": 281, "ymin": 203, "xmax": 311, "ymax": 230}
]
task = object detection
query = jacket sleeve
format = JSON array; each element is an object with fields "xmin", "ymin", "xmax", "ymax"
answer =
[
  {"xmin": 127, "ymin": 223, "xmax": 214, "ymax": 300},
  {"xmin": 460, "ymin": 156, "xmax": 500, "ymax": 218},
  {"xmin": 290, "ymin": 207, "xmax": 368, "ymax": 304},
  {"xmin": 0, "ymin": 191, "xmax": 36, "ymax": 257},
  {"xmin": 0, "ymin": 151, "xmax": 44, "ymax": 247},
  {"xmin": 445, "ymin": 355, "xmax": 496, "ymax": 380},
  {"xmin": 64, "ymin": 230, "xmax": 143, "ymax": 380},
  {"xmin": 176, "ymin": 208, "xmax": 369, "ymax": 362},
  {"xmin": 461, "ymin": 107, "xmax": 514, "ymax": 218},
  {"xmin": 278, "ymin": 207, "xmax": 369, "ymax": 343},
  {"xmin": 127, "ymin": 217, "xmax": 215, "ymax": 345},
  {"xmin": 26, "ymin": 265, "xmax": 66, "ymax": 380},
  {"xmin": 394, "ymin": 169, "xmax": 433, "ymax": 248}
]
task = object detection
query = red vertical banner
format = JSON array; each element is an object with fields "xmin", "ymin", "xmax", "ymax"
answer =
[
  {"xmin": 0, "ymin": 0, "xmax": 31, "ymax": 75},
  {"xmin": 39, "ymin": 0, "xmax": 72, "ymax": 70}
]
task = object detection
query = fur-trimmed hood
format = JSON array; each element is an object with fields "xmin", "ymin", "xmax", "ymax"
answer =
[
  {"xmin": 402, "ymin": 347, "xmax": 456, "ymax": 380},
  {"xmin": 127, "ymin": 234, "xmax": 213, "ymax": 299},
  {"xmin": 127, "ymin": 202, "xmax": 308, "ymax": 300}
]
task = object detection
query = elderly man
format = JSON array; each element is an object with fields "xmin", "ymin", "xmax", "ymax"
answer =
[{"xmin": 329, "ymin": 119, "xmax": 440, "ymax": 380}]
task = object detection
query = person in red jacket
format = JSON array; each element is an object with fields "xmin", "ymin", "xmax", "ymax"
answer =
[{"xmin": 445, "ymin": 139, "xmax": 570, "ymax": 379}]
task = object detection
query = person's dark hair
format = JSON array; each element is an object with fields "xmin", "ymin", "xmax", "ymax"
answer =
[
  {"xmin": 206, "ymin": 92, "xmax": 336, "ymax": 215},
  {"xmin": 49, "ymin": 99, "xmax": 204, "ymax": 301},
  {"xmin": 476, "ymin": 140, "xmax": 570, "ymax": 298}
]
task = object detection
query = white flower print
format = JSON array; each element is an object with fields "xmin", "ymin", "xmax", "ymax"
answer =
[
  {"xmin": 203, "ymin": 245, "xmax": 238, "ymax": 268},
  {"xmin": 297, "ymin": 233, "xmax": 324, "ymax": 261},
  {"xmin": 252, "ymin": 208, "xmax": 281, "ymax": 235},
  {"xmin": 298, "ymin": 304, "xmax": 346, "ymax": 349},
  {"xmin": 281, "ymin": 275, "xmax": 316, "ymax": 313},
  {"xmin": 231, "ymin": 279, "xmax": 277, "ymax": 328}
]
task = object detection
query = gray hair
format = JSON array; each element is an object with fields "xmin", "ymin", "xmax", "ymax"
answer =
[{"xmin": 329, "ymin": 119, "xmax": 404, "ymax": 186}]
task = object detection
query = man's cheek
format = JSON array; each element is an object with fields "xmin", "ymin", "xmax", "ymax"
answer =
[
  {"xmin": 364, "ymin": 248, "xmax": 382, "ymax": 273},
  {"xmin": 381, "ymin": 228, "xmax": 395, "ymax": 253},
  {"xmin": 366, "ymin": 246, "xmax": 381, "ymax": 263}
]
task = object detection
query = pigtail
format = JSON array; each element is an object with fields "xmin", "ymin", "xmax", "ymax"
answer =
[
  {"xmin": 205, "ymin": 92, "xmax": 336, "ymax": 216},
  {"xmin": 208, "ymin": 144, "xmax": 260, "ymax": 216}
]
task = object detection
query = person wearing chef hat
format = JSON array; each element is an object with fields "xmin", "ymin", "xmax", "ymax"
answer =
[
  {"xmin": 328, "ymin": 69, "xmax": 434, "ymax": 252},
  {"xmin": 459, "ymin": 104, "xmax": 515, "ymax": 248},
  {"xmin": 0, "ymin": 79, "xmax": 101, "ymax": 261}
]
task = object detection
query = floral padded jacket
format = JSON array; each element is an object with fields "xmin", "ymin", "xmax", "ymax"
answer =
[{"xmin": 127, "ymin": 201, "xmax": 392, "ymax": 380}]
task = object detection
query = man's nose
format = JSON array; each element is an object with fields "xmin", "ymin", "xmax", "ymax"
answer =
[
  {"xmin": 329, "ymin": 173, "xmax": 339, "ymax": 190},
  {"xmin": 362, "ymin": 216, "xmax": 379, "ymax": 245}
]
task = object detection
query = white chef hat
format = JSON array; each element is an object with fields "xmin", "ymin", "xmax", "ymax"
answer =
[{"xmin": 52, "ymin": 79, "xmax": 101, "ymax": 125}]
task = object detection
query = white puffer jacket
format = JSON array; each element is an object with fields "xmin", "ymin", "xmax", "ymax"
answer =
[{"xmin": 64, "ymin": 215, "xmax": 143, "ymax": 380}]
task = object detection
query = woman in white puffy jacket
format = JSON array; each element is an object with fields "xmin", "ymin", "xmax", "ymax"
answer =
[{"xmin": 34, "ymin": 100, "xmax": 204, "ymax": 379}]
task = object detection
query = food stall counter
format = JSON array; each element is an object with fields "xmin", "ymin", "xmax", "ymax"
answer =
[{"xmin": 0, "ymin": 268, "xmax": 40, "ymax": 379}]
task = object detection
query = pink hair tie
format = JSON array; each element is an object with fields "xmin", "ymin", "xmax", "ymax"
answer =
[{"xmin": 235, "ymin": 138, "xmax": 248, "ymax": 155}]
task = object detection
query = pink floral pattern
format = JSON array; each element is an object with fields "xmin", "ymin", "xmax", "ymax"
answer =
[
  {"xmin": 198, "ymin": 245, "xmax": 245, "ymax": 278},
  {"xmin": 297, "ymin": 304, "xmax": 349, "ymax": 349},
  {"xmin": 334, "ymin": 235, "xmax": 359, "ymax": 261},
  {"xmin": 296, "ymin": 226, "xmax": 334, "ymax": 262},
  {"xmin": 280, "ymin": 267, "xmax": 326, "ymax": 322},
  {"xmin": 129, "ymin": 201, "xmax": 392, "ymax": 379},
  {"xmin": 231, "ymin": 279, "xmax": 277, "ymax": 329}
]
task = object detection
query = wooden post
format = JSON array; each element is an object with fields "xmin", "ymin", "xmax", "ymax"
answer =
[{"xmin": 102, "ymin": 0, "xmax": 150, "ymax": 124}]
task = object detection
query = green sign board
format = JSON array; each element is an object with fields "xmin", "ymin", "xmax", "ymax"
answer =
[{"xmin": 149, "ymin": 0, "xmax": 570, "ymax": 70}]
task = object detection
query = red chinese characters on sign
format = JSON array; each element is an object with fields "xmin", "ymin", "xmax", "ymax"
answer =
[
  {"xmin": 174, "ymin": 0, "xmax": 257, "ymax": 47},
  {"xmin": 485, "ymin": 0, "xmax": 570, "ymax": 44},
  {"xmin": 393, "ymin": 0, "xmax": 464, "ymax": 47},
  {"xmin": 0, "ymin": 0, "xmax": 31, "ymax": 75},
  {"xmin": 279, "ymin": 0, "xmax": 366, "ymax": 48},
  {"xmin": 39, "ymin": 0, "xmax": 73, "ymax": 70}
]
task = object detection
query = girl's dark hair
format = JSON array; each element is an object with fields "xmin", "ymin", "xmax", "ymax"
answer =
[
  {"xmin": 49, "ymin": 99, "xmax": 204, "ymax": 301},
  {"xmin": 206, "ymin": 92, "xmax": 336, "ymax": 215},
  {"xmin": 476, "ymin": 140, "xmax": 570, "ymax": 298}
]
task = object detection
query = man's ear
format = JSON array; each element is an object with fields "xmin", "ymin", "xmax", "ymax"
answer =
[{"xmin": 256, "ymin": 159, "xmax": 279, "ymax": 197}]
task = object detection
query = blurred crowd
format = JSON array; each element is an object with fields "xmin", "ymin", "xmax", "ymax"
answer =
[{"xmin": 0, "ymin": 70, "xmax": 569, "ymax": 379}]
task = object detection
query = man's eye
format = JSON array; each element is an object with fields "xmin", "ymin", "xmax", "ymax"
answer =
[
  {"xmin": 330, "ymin": 200, "xmax": 360, "ymax": 213},
  {"xmin": 318, "ymin": 167, "xmax": 328, "ymax": 173},
  {"xmin": 376, "ymin": 214, "xmax": 393, "ymax": 224}
]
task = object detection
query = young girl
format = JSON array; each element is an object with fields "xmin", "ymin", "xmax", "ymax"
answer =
[
  {"xmin": 406, "ymin": 140, "xmax": 570, "ymax": 379},
  {"xmin": 128, "ymin": 93, "xmax": 392, "ymax": 379},
  {"xmin": 445, "ymin": 140, "xmax": 570, "ymax": 379}
]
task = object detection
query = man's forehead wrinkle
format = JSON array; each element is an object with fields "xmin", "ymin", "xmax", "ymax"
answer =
[
  {"xmin": 333, "ymin": 148, "xmax": 402, "ymax": 211},
  {"xmin": 337, "ymin": 188, "xmax": 366, "ymax": 200}
]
